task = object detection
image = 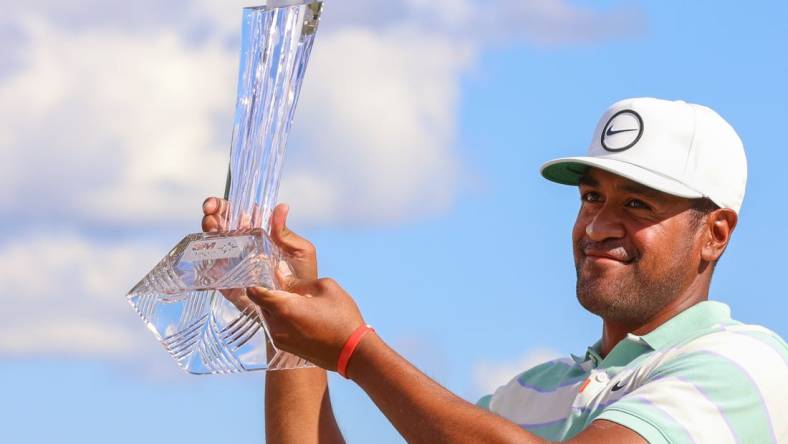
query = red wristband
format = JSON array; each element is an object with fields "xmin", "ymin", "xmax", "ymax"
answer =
[{"xmin": 336, "ymin": 324, "xmax": 375, "ymax": 379}]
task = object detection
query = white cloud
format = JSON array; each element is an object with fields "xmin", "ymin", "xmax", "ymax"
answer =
[
  {"xmin": 0, "ymin": 0, "xmax": 644, "ymax": 357},
  {"xmin": 409, "ymin": 0, "xmax": 646, "ymax": 46},
  {"xmin": 0, "ymin": 16, "xmax": 470, "ymax": 227},
  {"xmin": 472, "ymin": 348, "xmax": 561, "ymax": 396},
  {"xmin": 281, "ymin": 27, "xmax": 471, "ymax": 223},
  {"xmin": 192, "ymin": 0, "xmax": 644, "ymax": 47},
  {"xmin": 0, "ymin": 320, "xmax": 141, "ymax": 356},
  {"xmin": 0, "ymin": 0, "xmax": 196, "ymax": 32},
  {"xmin": 0, "ymin": 0, "xmax": 644, "ymax": 229},
  {"xmin": 0, "ymin": 233, "xmax": 162, "ymax": 357},
  {"xmin": 0, "ymin": 17, "xmax": 234, "ymax": 227}
]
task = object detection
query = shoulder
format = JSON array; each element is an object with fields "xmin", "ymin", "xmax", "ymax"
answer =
[
  {"xmin": 599, "ymin": 322, "xmax": 788, "ymax": 443},
  {"xmin": 649, "ymin": 321, "xmax": 787, "ymax": 382},
  {"xmin": 645, "ymin": 321, "xmax": 788, "ymax": 419}
]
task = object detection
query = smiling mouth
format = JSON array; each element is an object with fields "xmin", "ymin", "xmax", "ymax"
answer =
[
  {"xmin": 583, "ymin": 252, "xmax": 634, "ymax": 264},
  {"xmin": 577, "ymin": 239, "xmax": 637, "ymax": 265}
]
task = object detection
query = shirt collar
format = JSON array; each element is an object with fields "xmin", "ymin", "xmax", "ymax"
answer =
[
  {"xmin": 638, "ymin": 300, "xmax": 731, "ymax": 350},
  {"xmin": 571, "ymin": 340, "xmax": 604, "ymax": 369},
  {"xmin": 573, "ymin": 301, "xmax": 732, "ymax": 368}
]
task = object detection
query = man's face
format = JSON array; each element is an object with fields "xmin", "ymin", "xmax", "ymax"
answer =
[{"xmin": 572, "ymin": 168, "xmax": 703, "ymax": 326}]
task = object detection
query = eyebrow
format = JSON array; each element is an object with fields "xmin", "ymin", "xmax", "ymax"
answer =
[
  {"xmin": 578, "ymin": 176, "xmax": 598, "ymax": 187},
  {"xmin": 616, "ymin": 183, "xmax": 663, "ymax": 198},
  {"xmin": 578, "ymin": 174, "xmax": 663, "ymax": 199}
]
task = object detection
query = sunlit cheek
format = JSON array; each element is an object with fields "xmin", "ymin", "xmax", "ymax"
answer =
[{"xmin": 628, "ymin": 228, "xmax": 665, "ymax": 268}]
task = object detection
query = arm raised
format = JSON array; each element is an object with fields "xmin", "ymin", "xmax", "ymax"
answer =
[
  {"xmin": 247, "ymin": 276, "xmax": 647, "ymax": 444},
  {"xmin": 202, "ymin": 198, "xmax": 344, "ymax": 444}
]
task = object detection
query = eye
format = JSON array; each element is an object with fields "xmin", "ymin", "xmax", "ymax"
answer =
[
  {"xmin": 581, "ymin": 191, "xmax": 602, "ymax": 203},
  {"xmin": 625, "ymin": 199, "xmax": 650, "ymax": 210}
]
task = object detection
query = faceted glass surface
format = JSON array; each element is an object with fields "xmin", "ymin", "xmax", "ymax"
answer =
[
  {"xmin": 127, "ymin": 1, "xmax": 322, "ymax": 374},
  {"xmin": 128, "ymin": 231, "xmax": 309, "ymax": 373}
]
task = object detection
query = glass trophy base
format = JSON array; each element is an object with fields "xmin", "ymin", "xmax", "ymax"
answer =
[{"xmin": 127, "ymin": 230, "xmax": 312, "ymax": 374}]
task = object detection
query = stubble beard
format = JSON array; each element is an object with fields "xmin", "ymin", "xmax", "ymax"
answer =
[{"xmin": 574, "ymin": 247, "xmax": 691, "ymax": 327}]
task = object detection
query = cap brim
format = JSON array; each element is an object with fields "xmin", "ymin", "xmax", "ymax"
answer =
[{"xmin": 540, "ymin": 156, "xmax": 704, "ymax": 199}]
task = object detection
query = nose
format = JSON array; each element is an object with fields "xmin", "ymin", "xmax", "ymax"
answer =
[{"xmin": 584, "ymin": 204, "xmax": 625, "ymax": 241}]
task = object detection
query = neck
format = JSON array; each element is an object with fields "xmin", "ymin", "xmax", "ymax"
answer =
[{"xmin": 600, "ymin": 278, "xmax": 709, "ymax": 357}]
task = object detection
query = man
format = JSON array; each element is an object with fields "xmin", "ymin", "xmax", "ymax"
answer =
[{"xmin": 201, "ymin": 98, "xmax": 787, "ymax": 443}]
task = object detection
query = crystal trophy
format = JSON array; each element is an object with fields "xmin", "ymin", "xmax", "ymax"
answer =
[{"xmin": 127, "ymin": 0, "xmax": 323, "ymax": 374}]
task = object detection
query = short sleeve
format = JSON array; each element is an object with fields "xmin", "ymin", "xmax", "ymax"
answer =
[
  {"xmin": 594, "ymin": 409, "xmax": 669, "ymax": 444},
  {"xmin": 476, "ymin": 394, "xmax": 493, "ymax": 410}
]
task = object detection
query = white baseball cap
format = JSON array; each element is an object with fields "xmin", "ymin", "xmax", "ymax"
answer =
[{"xmin": 541, "ymin": 97, "xmax": 748, "ymax": 213}]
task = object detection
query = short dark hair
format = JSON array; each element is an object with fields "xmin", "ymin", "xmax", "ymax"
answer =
[
  {"xmin": 688, "ymin": 198, "xmax": 721, "ymax": 230},
  {"xmin": 688, "ymin": 198, "xmax": 723, "ymax": 269}
]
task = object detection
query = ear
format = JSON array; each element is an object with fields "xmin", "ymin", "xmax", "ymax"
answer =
[{"xmin": 701, "ymin": 208, "xmax": 738, "ymax": 262}]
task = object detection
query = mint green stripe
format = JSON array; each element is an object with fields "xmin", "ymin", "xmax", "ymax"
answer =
[
  {"xmin": 517, "ymin": 359, "xmax": 586, "ymax": 391},
  {"xmin": 652, "ymin": 350, "xmax": 773, "ymax": 442},
  {"xmin": 599, "ymin": 399, "xmax": 693, "ymax": 444},
  {"xmin": 596, "ymin": 408, "xmax": 671, "ymax": 444},
  {"xmin": 601, "ymin": 339, "xmax": 651, "ymax": 368},
  {"xmin": 476, "ymin": 394, "xmax": 492, "ymax": 410},
  {"xmin": 521, "ymin": 418, "xmax": 571, "ymax": 441}
]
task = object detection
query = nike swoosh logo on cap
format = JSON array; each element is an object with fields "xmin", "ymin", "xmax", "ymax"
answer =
[
  {"xmin": 605, "ymin": 127, "xmax": 639, "ymax": 137},
  {"xmin": 611, "ymin": 381, "xmax": 626, "ymax": 392}
]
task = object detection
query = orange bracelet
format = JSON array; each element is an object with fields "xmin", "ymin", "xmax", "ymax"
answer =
[{"xmin": 336, "ymin": 324, "xmax": 375, "ymax": 379}]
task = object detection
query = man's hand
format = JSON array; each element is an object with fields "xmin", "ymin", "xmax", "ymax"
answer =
[
  {"xmin": 202, "ymin": 197, "xmax": 365, "ymax": 370},
  {"xmin": 202, "ymin": 197, "xmax": 318, "ymax": 281},
  {"xmin": 202, "ymin": 196, "xmax": 329, "ymax": 349},
  {"xmin": 201, "ymin": 197, "xmax": 345, "ymax": 444},
  {"xmin": 249, "ymin": 276, "xmax": 365, "ymax": 370},
  {"xmin": 200, "ymin": 198, "xmax": 647, "ymax": 444}
]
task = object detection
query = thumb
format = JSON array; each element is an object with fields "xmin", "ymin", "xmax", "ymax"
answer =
[
  {"xmin": 247, "ymin": 286, "xmax": 295, "ymax": 311},
  {"xmin": 270, "ymin": 205, "xmax": 316, "ymax": 261},
  {"xmin": 273, "ymin": 264, "xmax": 312, "ymax": 296},
  {"xmin": 269, "ymin": 205, "xmax": 318, "ymax": 281},
  {"xmin": 270, "ymin": 204, "xmax": 299, "ymax": 250}
]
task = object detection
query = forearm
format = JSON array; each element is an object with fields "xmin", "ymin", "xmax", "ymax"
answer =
[
  {"xmin": 265, "ymin": 367, "xmax": 345, "ymax": 444},
  {"xmin": 348, "ymin": 334, "xmax": 548, "ymax": 444}
]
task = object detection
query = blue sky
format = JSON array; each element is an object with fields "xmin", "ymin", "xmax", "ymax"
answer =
[{"xmin": 1, "ymin": 1, "xmax": 787, "ymax": 443}]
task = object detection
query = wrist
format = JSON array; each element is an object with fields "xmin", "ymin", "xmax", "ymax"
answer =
[
  {"xmin": 345, "ymin": 331, "xmax": 384, "ymax": 382},
  {"xmin": 336, "ymin": 324, "xmax": 375, "ymax": 378}
]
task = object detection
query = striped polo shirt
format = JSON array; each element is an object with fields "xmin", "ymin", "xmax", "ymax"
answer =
[{"xmin": 477, "ymin": 301, "xmax": 788, "ymax": 443}]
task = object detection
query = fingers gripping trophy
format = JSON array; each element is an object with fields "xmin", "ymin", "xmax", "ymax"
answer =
[{"xmin": 127, "ymin": 1, "xmax": 324, "ymax": 374}]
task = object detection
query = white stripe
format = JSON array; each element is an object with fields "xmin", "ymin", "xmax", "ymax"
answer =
[
  {"xmin": 491, "ymin": 377, "xmax": 584, "ymax": 424},
  {"xmin": 667, "ymin": 330, "xmax": 788, "ymax": 441},
  {"xmin": 726, "ymin": 323, "xmax": 783, "ymax": 339},
  {"xmin": 632, "ymin": 376, "xmax": 737, "ymax": 444}
]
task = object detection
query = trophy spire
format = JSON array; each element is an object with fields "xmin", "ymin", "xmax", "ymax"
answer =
[{"xmin": 127, "ymin": 2, "xmax": 323, "ymax": 375}]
